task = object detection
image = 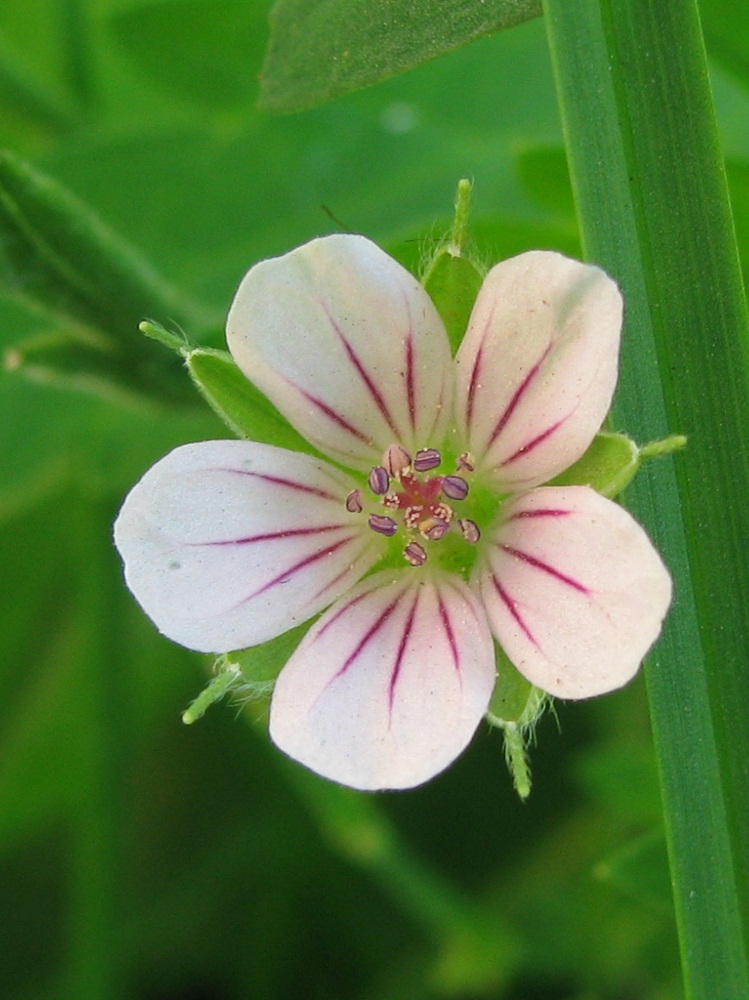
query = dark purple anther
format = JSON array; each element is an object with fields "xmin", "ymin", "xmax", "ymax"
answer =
[
  {"xmin": 413, "ymin": 448, "xmax": 441, "ymax": 472},
  {"xmin": 459, "ymin": 519, "xmax": 481, "ymax": 544},
  {"xmin": 441, "ymin": 475, "xmax": 469, "ymax": 501},
  {"xmin": 457, "ymin": 452, "xmax": 475, "ymax": 473},
  {"xmin": 345, "ymin": 489, "xmax": 363, "ymax": 513},
  {"xmin": 368, "ymin": 514, "xmax": 398, "ymax": 537},
  {"xmin": 368, "ymin": 466, "xmax": 390, "ymax": 495},
  {"xmin": 404, "ymin": 541, "xmax": 427, "ymax": 567},
  {"xmin": 423, "ymin": 519, "xmax": 450, "ymax": 541}
]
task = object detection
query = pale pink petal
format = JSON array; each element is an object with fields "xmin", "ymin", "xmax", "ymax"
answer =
[
  {"xmin": 269, "ymin": 570, "xmax": 496, "ymax": 790},
  {"xmin": 226, "ymin": 235, "xmax": 453, "ymax": 471},
  {"xmin": 455, "ymin": 251, "xmax": 622, "ymax": 491},
  {"xmin": 476, "ymin": 486, "xmax": 671, "ymax": 699},
  {"xmin": 114, "ymin": 440, "xmax": 382, "ymax": 653}
]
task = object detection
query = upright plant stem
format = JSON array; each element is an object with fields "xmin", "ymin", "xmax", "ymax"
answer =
[{"xmin": 543, "ymin": 1, "xmax": 749, "ymax": 996}]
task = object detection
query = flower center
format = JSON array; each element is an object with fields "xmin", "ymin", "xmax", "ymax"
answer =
[{"xmin": 345, "ymin": 444, "xmax": 481, "ymax": 568}]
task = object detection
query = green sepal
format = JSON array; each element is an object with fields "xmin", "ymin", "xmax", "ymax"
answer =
[
  {"xmin": 487, "ymin": 647, "xmax": 549, "ymax": 800},
  {"xmin": 422, "ymin": 179, "xmax": 484, "ymax": 354},
  {"xmin": 182, "ymin": 621, "xmax": 312, "ymax": 724},
  {"xmin": 185, "ymin": 347, "xmax": 313, "ymax": 452},
  {"xmin": 424, "ymin": 254, "xmax": 483, "ymax": 356},
  {"xmin": 547, "ymin": 430, "xmax": 640, "ymax": 498},
  {"xmin": 224, "ymin": 620, "xmax": 312, "ymax": 703},
  {"xmin": 182, "ymin": 663, "xmax": 242, "ymax": 724},
  {"xmin": 0, "ymin": 150, "xmax": 215, "ymax": 405}
]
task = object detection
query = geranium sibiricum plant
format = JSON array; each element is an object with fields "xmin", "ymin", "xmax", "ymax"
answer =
[{"xmin": 114, "ymin": 233, "xmax": 672, "ymax": 791}]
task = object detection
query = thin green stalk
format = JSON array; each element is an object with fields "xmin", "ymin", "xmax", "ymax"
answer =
[
  {"xmin": 65, "ymin": 499, "xmax": 130, "ymax": 1000},
  {"xmin": 543, "ymin": 2, "xmax": 749, "ymax": 997}
]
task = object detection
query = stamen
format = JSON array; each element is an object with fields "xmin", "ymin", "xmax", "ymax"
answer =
[
  {"xmin": 369, "ymin": 514, "xmax": 398, "ymax": 536},
  {"xmin": 420, "ymin": 518, "xmax": 450, "ymax": 541},
  {"xmin": 404, "ymin": 506, "xmax": 422, "ymax": 529},
  {"xmin": 457, "ymin": 452, "xmax": 476, "ymax": 473},
  {"xmin": 368, "ymin": 466, "xmax": 390, "ymax": 495},
  {"xmin": 413, "ymin": 448, "xmax": 441, "ymax": 472},
  {"xmin": 345, "ymin": 489, "xmax": 363, "ymax": 513},
  {"xmin": 383, "ymin": 444, "xmax": 412, "ymax": 477},
  {"xmin": 433, "ymin": 502, "xmax": 454, "ymax": 524},
  {"xmin": 459, "ymin": 519, "xmax": 481, "ymax": 544},
  {"xmin": 442, "ymin": 475, "xmax": 469, "ymax": 501},
  {"xmin": 404, "ymin": 541, "xmax": 427, "ymax": 566}
]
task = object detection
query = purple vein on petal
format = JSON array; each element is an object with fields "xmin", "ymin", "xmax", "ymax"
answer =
[
  {"xmin": 387, "ymin": 589, "xmax": 419, "ymax": 716},
  {"xmin": 295, "ymin": 383, "xmax": 375, "ymax": 445},
  {"xmin": 314, "ymin": 587, "xmax": 374, "ymax": 642},
  {"xmin": 507, "ymin": 507, "xmax": 572, "ymax": 521},
  {"xmin": 329, "ymin": 596, "xmax": 402, "ymax": 685},
  {"xmin": 465, "ymin": 342, "xmax": 484, "ymax": 429},
  {"xmin": 500, "ymin": 544, "xmax": 589, "ymax": 594},
  {"xmin": 405, "ymin": 333, "xmax": 416, "ymax": 430},
  {"xmin": 490, "ymin": 574, "xmax": 540, "ymax": 650},
  {"xmin": 486, "ymin": 343, "xmax": 552, "ymax": 451},
  {"xmin": 218, "ymin": 468, "xmax": 343, "ymax": 502},
  {"xmin": 322, "ymin": 303, "xmax": 402, "ymax": 440},
  {"xmin": 231, "ymin": 536, "xmax": 355, "ymax": 610},
  {"xmin": 197, "ymin": 524, "xmax": 348, "ymax": 547},
  {"xmin": 308, "ymin": 534, "xmax": 379, "ymax": 604},
  {"xmin": 437, "ymin": 589, "xmax": 461, "ymax": 676},
  {"xmin": 497, "ymin": 414, "xmax": 567, "ymax": 468}
]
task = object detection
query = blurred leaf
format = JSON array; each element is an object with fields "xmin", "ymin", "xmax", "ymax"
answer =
[
  {"xmin": 514, "ymin": 142, "xmax": 574, "ymax": 216},
  {"xmin": 701, "ymin": 0, "xmax": 749, "ymax": 89},
  {"xmin": 259, "ymin": 0, "xmax": 542, "ymax": 112},
  {"xmin": 0, "ymin": 151, "xmax": 217, "ymax": 405},
  {"xmin": 725, "ymin": 158, "xmax": 749, "ymax": 288},
  {"xmin": 108, "ymin": 0, "xmax": 261, "ymax": 108},
  {"xmin": 595, "ymin": 828, "xmax": 673, "ymax": 912},
  {"xmin": 0, "ymin": 37, "xmax": 74, "ymax": 132},
  {"xmin": 58, "ymin": 0, "xmax": 97, "ymax": 109},
  {"xmin": 5, "ymin": 328, "xmax": 183, "ymax": 408}
]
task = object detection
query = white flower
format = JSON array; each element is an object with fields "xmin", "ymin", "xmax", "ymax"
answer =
[{"xmin": 114, "ymin": 235, "xmax": 671, "ymax": 791}]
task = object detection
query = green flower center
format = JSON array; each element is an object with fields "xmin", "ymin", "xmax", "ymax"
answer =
[{"xmin": 345, "ymin": 443, "xmax": 501, "ymax": 578}]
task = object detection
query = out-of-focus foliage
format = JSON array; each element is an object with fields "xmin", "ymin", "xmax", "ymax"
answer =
[
  {"xmin": 1, "ymin": 1, "xmax": 747, "ymax": 998},
  {"xmin": 259, "ymin": 0, "xmax": 542, "ymax": 111}
]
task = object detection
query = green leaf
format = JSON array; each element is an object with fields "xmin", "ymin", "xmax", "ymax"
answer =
[
  {"xmin": 544, "ymin": 0, "xmax": 749, "ymax": 995},
  {"xmin": 259, "ymin": 0, "xmax": 542, "ymax": 112},
  {"xmin": 185, "ymin": 347, "xmax": 313, "ymax": 451},
  {"xmin": 0, "ymin": 150, "xmax": 215, "ymax": 405}
]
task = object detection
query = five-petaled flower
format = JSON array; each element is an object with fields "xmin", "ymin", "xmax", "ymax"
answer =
[{"xmin": 114, "ymin": 235, "xmax": 672, "ymax": 791}]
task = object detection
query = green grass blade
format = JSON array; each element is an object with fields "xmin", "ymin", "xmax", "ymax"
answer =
[{"xmin": 543, "ymin": 1, "xmax": 749, "ymax": 996}]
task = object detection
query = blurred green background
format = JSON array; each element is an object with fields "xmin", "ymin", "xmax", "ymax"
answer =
[{"xmin": 2, "ymin": 2, "xmax": 749, "ymax": 998}]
